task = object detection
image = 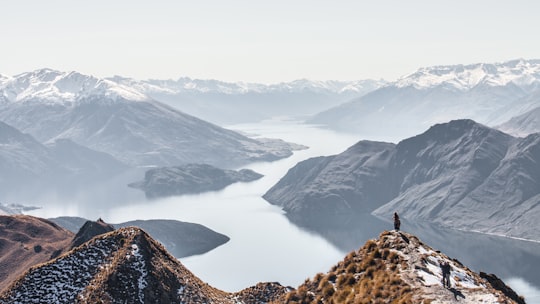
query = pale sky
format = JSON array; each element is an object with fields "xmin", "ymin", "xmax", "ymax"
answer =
[{"xmin": 1, "ymin": 0, "xmax": 539, "ymax": 83}]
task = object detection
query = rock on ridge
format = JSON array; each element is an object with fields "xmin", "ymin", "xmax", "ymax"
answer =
[
  {"xmin": 278, "ymin": 230, "xmax": 524, "ymax": 304},
  {"xmin": 70, "ymin": 218, "xmax": 115, "ymax": 249}
]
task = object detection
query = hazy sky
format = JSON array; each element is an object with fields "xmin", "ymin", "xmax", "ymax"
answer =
[{"xmin": 2, "ymin": 0, "xmax": 539, "ymax": 83}]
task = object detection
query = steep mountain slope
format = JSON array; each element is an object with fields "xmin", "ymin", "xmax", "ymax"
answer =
[
  {"xmin": 110, "ymin": 76, "xmax": 386, "ymax": 124},
  {"xmin": 0, "ymin": 69, "xmax": 298, "ymax": 168},
  {"xmin": 0, "ymin": 227, "xmax": 289, "ymax": 304},
  {"xmin": 263, "ymin": 141, "xmax": 396, "ymax": 222},
  {"xmin": 310, "ymin": 59, "xmax": 540, "ymax": 140},
  {"xmin": 0, "ymin": 121, "xmax": 62, "ymax": 186},
  {"xmin": 277, "ymin": 230, "xmax": 524, "ymax": 304},
  {"xmin": 0, "ymin": 121, "xmax": 125, "ymax": 191},
  {"xmin": 498, "ymin": 105, "xmax": 540, "ymax": 137},
  {"xmin": 129, "ymin": 164, "xmax": 263, "ymax": 198},
  {"xmin": 264, "ymin": 120, "xmax": 540, "ymax": 240},
  {"xmin": 0, "ymin": 215, "xmax": 73, "ymax": 292}
]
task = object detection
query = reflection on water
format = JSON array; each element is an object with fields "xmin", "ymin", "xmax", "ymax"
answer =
[{"xmin": 22, "ymin": 119, "xmax": 540, "ymax": 298}]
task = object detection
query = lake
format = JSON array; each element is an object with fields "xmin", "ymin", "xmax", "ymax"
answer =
[{"xmin": 27, "ymin": 119, "xmax": 540, "ymax": 302}]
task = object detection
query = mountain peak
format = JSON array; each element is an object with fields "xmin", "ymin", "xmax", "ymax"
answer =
[
  {"xmin": 0, "ymin": 225, "xmax": 523, "ymax": 303},
  {"xmin": 1, "ymin": 69, "xmax": 150, "ymax": 104},
  {"xmin": 70, "ymin": 218, "xmax": 115, "ymax": 249},
  {"xmin": 0, "ymin": 226, "xmax": 288, "ymax": 303},
  {"xmin": 281, "ymin": 230, "xmax": 524, "ymax": 303},
  {"xmin": 394, "ymin": 59, "xmax": 540, "ymax": 91}
]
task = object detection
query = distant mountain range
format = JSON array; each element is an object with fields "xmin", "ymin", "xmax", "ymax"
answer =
[
  {"xmin": 0, "ymin": 218, "xmax": 522, "ymax": 303},
  {"xmin": 0, "ymin": 69, "xmax": 301, "ymax": 170},
  {"xmin": 264, "ymin": 119, "xmax": 540, "ymax": 241},
  {"xmin": 310, "ymin": 59, "xmax": 540, "ymax": 140},
  {"xmin": 109, "ymin": 76, "xmax": 387, "ymax": 124}
]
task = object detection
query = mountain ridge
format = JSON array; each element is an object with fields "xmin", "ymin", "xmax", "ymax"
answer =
[
  {"xmin": 264, "ymin": 119, "xmax": 540, "ymax": 241},
  {"xmin": 0, "ymin": 70, "xmax": 300, "ymax": 168},
  {"xmin": 0, "ymin": 226, "xmax": 523, "ymax": 303},
  {"xmin": 310, "ymin": 59, "xmax": 540, "ymax": 140}
]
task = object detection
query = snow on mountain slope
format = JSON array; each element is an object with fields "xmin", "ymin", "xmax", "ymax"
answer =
[
  {"xmin": 310, "ymin": 59, "xmax": 540, "ymax": 140},
  {"xmin": 0, "ymin": 226, "xmax": 289, "ymax": 304},
  {"xmin": 395, "ymin": 58, "xmax": 540, "ymax": 91},
  {"xmin": 108, "ymin": 76, "xmax": 386, "ymax": 124},
  {"xmin": 279, "ymin": 230, "xmax": 524, "ymax": 303},
  {"xmin": 0, "ymin": 70, "xmax": 300, "ymax": 168},
  {"xmin": 0, "ymin": 69, "xmax": 147, "ymax": 104},
  {"xmin": 109, "ymin": 76, "xmax": 385, "ymax": 95}
]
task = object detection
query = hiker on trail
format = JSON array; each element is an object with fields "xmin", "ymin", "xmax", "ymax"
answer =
[
  {"xmin": 440, "ymin": 261, "xmax": 452, "ymax": 288},
  {"xmin": 393, "ymin": 212, "xmax": 401, "ymax": 231}
]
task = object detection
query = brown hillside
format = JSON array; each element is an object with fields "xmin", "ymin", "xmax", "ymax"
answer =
[
  {"xmin": 0, "ymin": 215, "xmax": 73, "ymax": 292},
  {"xmin": 277, "ymin": 230, "xmax": 524, "ymax": 304},
  {"xmin": 0, "ymin": 227, "xmax": 290, "ymax": 303}
]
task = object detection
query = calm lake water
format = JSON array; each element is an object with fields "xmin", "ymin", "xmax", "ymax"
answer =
[{"xmin": 27, "ymin": 119, "xmax": 540, "ymax": 301}]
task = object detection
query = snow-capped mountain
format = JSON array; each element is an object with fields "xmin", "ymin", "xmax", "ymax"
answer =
[
  {"xmin": 310, "ymin": 59, "xmax": 540, "ymax": 141},
  {"xmin": 109, "ymin": 76, "xmax": 386, "ymax": 124},
  {"xmin": 264, "ymin": 119, "xmax": 540, "ymax": 241},
  {"xmin": 0, "ymin": 68, "xmax": 148, "ymax": 104},
  {"xmin": 395, "ymin": 59, "xmax": 540, "ymax": 91},
  {"xmin": 0, "ymin": 69, "xmax": 299, "ymax": 168},
  {"xmin": 110, "ymin": 76, "xmax": 385, "ymax": 95}
]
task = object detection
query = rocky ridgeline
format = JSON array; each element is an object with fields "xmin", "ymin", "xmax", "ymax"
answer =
[
  {"xmin": 0, "ymin": 226, "xmax": 524, "ymax": 303},
  {"xmin": 280, "ymin": 230, "xmax": 524, "ymax": 304}
]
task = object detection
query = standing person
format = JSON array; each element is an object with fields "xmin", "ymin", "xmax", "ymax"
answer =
[
  {"xmin": 393, "ymin": 212, "xmax": 401, "ymax": 231},
  {"xmin": 440, "ymin": 261, "xmax": 452, "ymax": 288}
]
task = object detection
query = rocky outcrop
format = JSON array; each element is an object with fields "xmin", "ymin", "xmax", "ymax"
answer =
[
  {"xmin": 70, "ymin": 218, "xmax": 115, "ymax": 249},
  {"xmin": 277, "ymin": 230, "xmax": 524, "ymax": 303},
  {"xmin": 129, "ymin": 164, "xmax": 263, "ymax": 198}
]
